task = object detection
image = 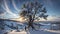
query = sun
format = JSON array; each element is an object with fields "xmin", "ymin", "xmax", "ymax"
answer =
[
  {"xmin": 17, "ymin": 16, "xmax": 27, "ymax": 22},
  {"xmin": 19, "ymin": 17, "xmax": 24, "ymax": 22},
  {"xmin": 11, "ymin": 16, "xmax": 27, "ymax": 22}
]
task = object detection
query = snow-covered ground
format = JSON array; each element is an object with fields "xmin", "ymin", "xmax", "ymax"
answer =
[
  {"xmin": 0, "ymin": 29, "xmax": 60, "ymax": 34},
  {"xmin": 8, "ymin": 30, "xmax": 60, "ymax": 34},
  {"xmin": 8, "ymin": 30, "xmax": 27, "ymax": 34},
  {"xmin": 0, "ymin": 20, "xmax": 60, "ymax": 34}
]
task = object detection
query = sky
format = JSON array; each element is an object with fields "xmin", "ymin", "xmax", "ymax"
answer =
[{"xmin": 0, "ymin": 0, "xmax": 60, "ymax": 21}]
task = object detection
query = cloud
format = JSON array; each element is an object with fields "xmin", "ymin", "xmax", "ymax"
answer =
[
  {"xmin": 0, "ymin": 10, "xmax": 5, "ymax": 19},
  {"xmin": 12, "ymin": 0, "xmax": 20, "ymax": 11},
  {"xmin": 47, "ymin": 16, "xmax": 60, "ymax": 21},
  {"xmin": 0, "ymin": 11, "xmax": 5, "ymax": 16},
  {"xmin": 3, "ymin": 0, "xmax": 17, "ymax": 17},
  {"xmin": 39, "ymin": 16, "xmax": 60, "ymax": 21}
]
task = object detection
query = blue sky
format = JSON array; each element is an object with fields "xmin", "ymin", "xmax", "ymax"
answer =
[{"xmin": 0, "ymin": 0, "xmax": 60, "ymax": 21}]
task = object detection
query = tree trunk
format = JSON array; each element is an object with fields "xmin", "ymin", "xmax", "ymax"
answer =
[{"xmin": 28, "ymin": 15, "xmax": 35, "ymax": 30}]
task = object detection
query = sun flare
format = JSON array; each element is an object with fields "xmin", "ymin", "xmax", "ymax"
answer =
[{"xmin": 16, "ymin": 16, "xmax": 27, "ymax": 22}]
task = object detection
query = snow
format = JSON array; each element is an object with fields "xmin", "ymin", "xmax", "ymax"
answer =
[
  {"xmin": 8, "ymin": 29, "xmax": 60, "ymax": 34},
  {"xmin": 9, "ymin": 31, "xmax": 27, "ymax": 34},
  {"xmin": 29, "ymin": 30, "xmax": 58, "ymax": 34},
  {"xmin": 1, "ymin": 20, "xmax": 60, "ymax": 34}
]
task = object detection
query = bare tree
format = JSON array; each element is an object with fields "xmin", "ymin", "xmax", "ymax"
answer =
[{"xmin": 20, "ymin": 1, "xmax": 48, "ymax": 30}]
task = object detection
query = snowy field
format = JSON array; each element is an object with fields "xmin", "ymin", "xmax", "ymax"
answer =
[
  {"xmin": 8, "ymin": 30, "xmax": 60, "ymax": 34},
  {"xmin": 0, "ymin": 29, "xmax": 60, "ymax": 34},
  {"xmin": 0, "ymin": 20, "xmax": 60, "ymax": 34}
]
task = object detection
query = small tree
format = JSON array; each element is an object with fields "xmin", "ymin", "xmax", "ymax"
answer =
[{"xmin": 20, "ymin": 1, "xmax": 48, "ymax": 30}]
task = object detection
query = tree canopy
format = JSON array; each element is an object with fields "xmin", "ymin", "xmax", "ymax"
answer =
[{"xmin": 20, "ymin": 1, "xmax": 48, "ymax": 21}]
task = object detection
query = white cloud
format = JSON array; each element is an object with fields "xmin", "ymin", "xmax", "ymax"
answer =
[
  {"xmin": 3, "ymin": 0, "xmax": 17, "ymax": 17},
  {"xmin": 47, "ymin": 16, "xmax": 60, "ymax": 21},
  {"xmin": 12, "ymin": 0, "xmax": 20, "ymax": 12},
  {"xmin": 38, "ymin": 16, "xmax": 60, "ymax": 21}
]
